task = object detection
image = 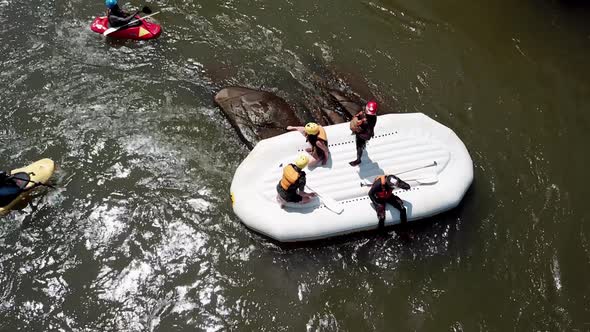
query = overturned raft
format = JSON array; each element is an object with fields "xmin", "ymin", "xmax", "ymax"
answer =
[{"xmin": 230, "ymin": 113, "xmax": 473, "ymax": 242}]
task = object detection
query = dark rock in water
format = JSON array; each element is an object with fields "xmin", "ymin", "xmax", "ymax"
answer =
[
  {"xmin": 328, "ymin": 90, "xmax": 363, "ymax": 118},
  {"xmin": 305, "ymin": 62, "xmax": 396, "ymax": 117},
  {"xmin": 214, "ymin": 87, "xmax": 303, "ymax": 150},
  {"xmin": 214, "ymin": 85, "xmax": 371, "ymax": 149},
  {"xmin": 213, "ymin": 59, "xmax": 395, "ymax": 149}
]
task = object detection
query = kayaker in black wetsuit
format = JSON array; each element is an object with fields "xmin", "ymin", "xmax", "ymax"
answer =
[
  {"xmin": 105, "ymin": 0, "xmax": 141, "ymax": 28},
  {"xmin": 0, "ymin": 171, "xmax": 22, "ymax": 207},
  {"xmin": 368, "ymin": 174, "xmax": 411, "ymax": 228},
  {"xmin": 349, "ymin": 101, "xmax": 378, "ymax": 166},
  {"xmin": 287, "ymin": 122, "xmax": 330, "ymax": 167}
]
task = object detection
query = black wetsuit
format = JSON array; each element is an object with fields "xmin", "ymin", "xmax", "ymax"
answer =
[
  {"xmin": 276, "ymin": 164, "xmax": 306, "ymax": 203},
  {"xmin": 108, "ymin": 5, "xmax": 141, "ymax": 28},
  {"xmin": 351, "ymin": 112, "xmax": 377, "ymax": 165},
  {"xmin": 368, "ymin": 177, "xmax": 407, "ymax": 228},
  {"xmin": 0, "ymin": 172, "xmax": 23, "ymax": 207}
]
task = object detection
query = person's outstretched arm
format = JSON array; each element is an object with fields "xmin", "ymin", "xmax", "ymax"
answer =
[{"xmin": 286, "ymin": 126, "xmax": 306, "ymax": 136}]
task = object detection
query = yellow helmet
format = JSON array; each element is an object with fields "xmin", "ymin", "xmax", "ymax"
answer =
[
  {"xmin": 294, "ymin": 154, "xmax": 309, "ymax": 169},
  {"xmin": 304, "ymin": 122, "xmax": 320, "ymax": 135}
]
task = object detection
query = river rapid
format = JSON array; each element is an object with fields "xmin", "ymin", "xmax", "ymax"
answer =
[{"xmin": 1, "ymin": 0, "xmax": 589, "ymax": 331}]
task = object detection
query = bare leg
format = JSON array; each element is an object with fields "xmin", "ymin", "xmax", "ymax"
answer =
[
  {"xmin": 301, "ymin": 196, "xmax": 313, "ymax": 204},
  {"xmin": 307, "ymin": 154, "xmax": 319, "ymax": 167}
]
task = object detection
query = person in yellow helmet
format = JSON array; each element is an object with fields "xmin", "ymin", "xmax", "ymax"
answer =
[
  {"xmin": 276, "ymin": 155, "xmax": 316, "ymax": 207},
  {"xmin": 286, "ymin": 122, "xmax": 330, "ymax": 166}
]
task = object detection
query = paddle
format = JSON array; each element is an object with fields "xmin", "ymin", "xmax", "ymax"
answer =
[
  {"xmin": 305, "ymin": 184, "xmax": 344, "ymax": 214},
  {"xmin": 360, "ymin": 175, "xmax": 438, "ymax": 187},
  {"xmin": 7, "ymin": 175, "xmax": 56, "ymax": 189},
  {"xmin": 395, "ymin": 161, "xmax": 438, "ymax": 176},
  {"xmin": 103, "ymin": 7, "xmax": 159, "ymax": 36},
  {"xmin": 408, "ymin": 175, "xmax": 438, "ymax": 185},
  {"xmin": 359, "ymin": 161, "xmax": 439, "ymax": 187}
]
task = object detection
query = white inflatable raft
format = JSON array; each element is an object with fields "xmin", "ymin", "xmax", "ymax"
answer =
[{"xmin": 230, "ymin": 113, "xmax": 473, "ymax": 242}]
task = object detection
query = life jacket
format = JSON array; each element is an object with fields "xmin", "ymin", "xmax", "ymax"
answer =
[
  {"xmin": 108, "ymin": 5, "xmax": 138, "ymax": 28},
  {"xmin": 307, "ymin": 126, "xmax": 328, "ymax": 154},
  {"xmin": 374, "ymin": 175, "xmax": 392, "ymax": 200},
  {"xmin": 317, "ymin": 126, "xmax": 327, "ymax": 142},
  {"xmin": 279, "ymin": 164, "xmax": 302, "ymax": 191},
  {"xmin": 109, "ymin": 5, "xmax": 127, "ymax": 18}
]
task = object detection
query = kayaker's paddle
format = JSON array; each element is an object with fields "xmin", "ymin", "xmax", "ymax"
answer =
[
  {"xmin": 103, "ymin": 7, "xmax": 159, "ymax": 36},
  {"xmin": 305, "ymin": 184, "xmax": 343, "ymax": 214}
]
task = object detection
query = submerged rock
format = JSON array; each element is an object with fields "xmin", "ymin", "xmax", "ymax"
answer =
[
  {"xmin": 214, "ymin": 87, "xmax": 303, "ymax": 150},
  {"xmin": 215, "ymin": 86, "xmax": 370, "ymax": 149}
]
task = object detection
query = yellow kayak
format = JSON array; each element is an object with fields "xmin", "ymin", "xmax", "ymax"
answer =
[{"xmin": 0, "ymin": 158, "xmax": 55, "ymax": 216}]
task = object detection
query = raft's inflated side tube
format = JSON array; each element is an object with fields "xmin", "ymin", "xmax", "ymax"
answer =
[
  {"xmin": 90, "ymin": 16, "xmax": 161, "ymax": 40},
  {"xmin": 0, "ymin": 159, "xmax": 55, "ymax": 216},
  {"xmin": 231, "ymin": 113, "xmax": 473, "ymax": 242}
]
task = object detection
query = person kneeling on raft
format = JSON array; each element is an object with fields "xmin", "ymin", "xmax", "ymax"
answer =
[
  {"xmin": 276, "ymin": 155, "xmax": 316, "ymax": 207},
  {"xmin": 349, "ymin": 101, "xmax": 378, "ymax": 166},
  {"xmin": 287, "ymin": 122, "xmax": 330, "ymax": 167},
  {"xmin": 105, "ymin": 0, "xmax": 141, "ymax": 28},
  {"xmin": 368, "ymin": 174, "xmax": 411, "ymax": 228}
]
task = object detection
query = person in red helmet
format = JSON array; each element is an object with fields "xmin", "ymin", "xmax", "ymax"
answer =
[{"xmin": 349, "ymin": 100, "xmax": 378, "ymax": 166}]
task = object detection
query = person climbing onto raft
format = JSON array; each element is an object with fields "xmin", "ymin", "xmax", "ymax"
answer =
[
  {"xmin": 105, "ymin": 0, "xmax": 142, "ymax": 28},
  {"xmin": 368, "ymin": 174, "xmax": 411, "ymax": 228},
  {"xmin": 286, "ymin": 122, "xmax": 330, "ymax": 167},
  {"xmin": 349, "ymin": 100, "xmax": 378, "ymax": 166},
  {"xmin": 276, "ymin": 155, "xmax": 316, "ymax": 207}
]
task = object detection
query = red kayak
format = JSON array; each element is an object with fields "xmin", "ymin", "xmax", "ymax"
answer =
[{"xmin": 90, "ymin": 16, "xmax": 161, "ymax": 40}]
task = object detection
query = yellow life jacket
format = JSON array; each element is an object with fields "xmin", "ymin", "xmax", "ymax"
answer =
[
  {"xmin": 317, "ymin": 126, "xmax": 327, "ymax": 142},
  {"xmin": 308, "ymin": 126, "xmax": 328, "ymax": 155},
  {"xmin": 280, "ymin": 164, "xmax": 301, "ymax": 191}
]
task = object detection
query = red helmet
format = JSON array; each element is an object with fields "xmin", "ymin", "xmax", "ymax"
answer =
[{"xmin": 365, "ymin": 101, "xmax": 378, "ymax": 115}]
